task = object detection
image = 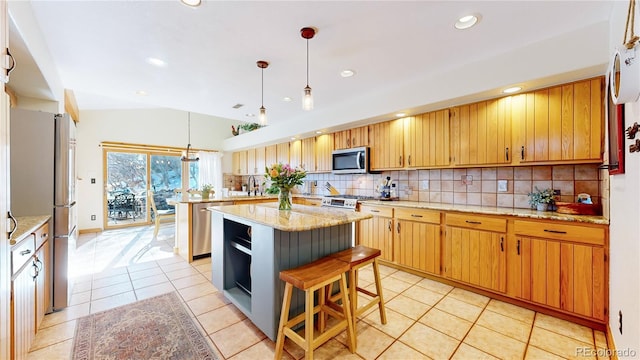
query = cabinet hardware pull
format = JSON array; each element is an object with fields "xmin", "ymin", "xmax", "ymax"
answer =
[
  {"xmin": 399, "ymin": 156, "xmax": 402, "ymax": 165},
  {"xmin": 6, "ymin": 48, "xmax": 16, "ymax": 78},
  {"xmin": 347, "ymin": 138, "xmax": 350, "ymax": 147},
  {"xmin": 388, "ymin": 220, "xmax": 392, "ymax": 231},
  {"xmin": 410, "ymin": 214, "xmax": 423, "ymax": 218},
  {"xmin": 41, "ymin": 233, "xmax": 48, "ymax": 238},
  {"xmin": 517, "ymin": 239, "xmax": 520, "ymax": 255},
  {"xmin": 397, "ymin": 222, "xmax": 400, "ymax": 233},
  {"xmin": 505, "ymin": 147, "xmax": 509, "ymax": 161},
  {"xmin": 521, "ymin": 146, "xmax": 525, "ymax": 160},
  {"xmin": 35, "ymin": 258, "xmax": 43, "ymax": 272},
  {"xmin": 20, "ymin": 249, "xmax": 31, "ymax": 256},
  {"xmin": 370, "ymin": 209, "xmax": 380, "ymax": 213},
  {"xmin": 500, "ymin": 237, "xmax": 504, "ymax": 252},
  {"xmin": 352, "ymin": 137, "xmax": 356, "ymax": 146},
  {"xmin": 408, "ymin": 155, "xmax": 412, "ymax": 165},
  {"xmin": 543, "ymin": 229, "xmax": 567, "ymax": 234},
  {"xmin": 31, "ymin": 262, "xmax": 39, "ymax": 280},
  {"xmin": 7, "ymin": 210, "xmax": 17, "ymax": 240},
  {"xmin": 465, "ymin": 220, "xmax": 482, "ymax": 224}
]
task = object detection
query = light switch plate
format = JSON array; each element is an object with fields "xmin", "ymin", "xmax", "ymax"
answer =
[{"xmin": 497, "ymin": 180, "xmax": 508, "ymax": 192}]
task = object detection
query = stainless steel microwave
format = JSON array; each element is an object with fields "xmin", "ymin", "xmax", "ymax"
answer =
[{"xmin": 332, "ymin": 147, "xmax": 369, "ymax": 174}]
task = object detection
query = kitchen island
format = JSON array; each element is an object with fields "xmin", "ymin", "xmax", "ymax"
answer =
[{"xmin": 208, "ymin": 203, "xmax": 372, "ymax": 340}]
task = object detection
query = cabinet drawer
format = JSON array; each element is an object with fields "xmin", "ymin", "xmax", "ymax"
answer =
[
  {"xmin": 359, "ymin": 205, "xmax": 393, "ymax": 218},
  {"xmin": 11, "ymin": 235, "xmax": 35, "ymax": 276},
  {"xmin": 445, "ymin": 213, "xmax": 506, "ymax": 233},
  {"xmin": 34, "ymin": 222, "xmax": 50, "ymax": 250},
  {"xmin": 514, "ymin": 220, "xmax": 605, "ymax": 246},
  {"xmin": 395, "ymin": 207, "xmax": 440, "ymax": 224}
]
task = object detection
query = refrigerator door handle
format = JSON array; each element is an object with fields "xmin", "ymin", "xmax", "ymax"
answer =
[{"xmin": 7, "ymin": 210, "xmax": 17, "ymax": 239}]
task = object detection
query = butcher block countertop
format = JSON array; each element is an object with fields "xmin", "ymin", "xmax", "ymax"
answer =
[
  {"xmin": 9, "ymin": 215, "xmax": 50, "ymax": 246},
  {"xmin": 207, "ymin": 203, "xmax": 372, "ymax": 231}
]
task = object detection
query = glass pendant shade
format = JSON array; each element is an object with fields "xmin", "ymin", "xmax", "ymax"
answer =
[
  {"xmin": 302, "ymin": 86, "xmax": 313, "ymax": 111},
  {"xmin": 259, "ymin": 106, "xmax": 267, "ymax": 125}
]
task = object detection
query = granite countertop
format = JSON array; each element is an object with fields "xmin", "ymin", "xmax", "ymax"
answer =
[
  {"xmin": 208, "ymin": 203, "xmax": 372, "ymax": 231},
  {"xmin": 167, "ymin": 195, "xmax": 278, "ymax": 204},
  {"xmin": 359, "ymin": 200, "xmax": 609, "ymax": 225},
  {"xmin": 10, "ymin": 215, "xmax": 51, "ymax": 246}
]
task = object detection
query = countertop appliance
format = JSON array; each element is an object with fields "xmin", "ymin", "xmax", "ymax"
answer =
[
  {"xmin": 192, "ymin": 201, "xmax": 232, "ymax": 258},
  {"xmin": 331, "ymin": 147, "xmax": 368, "ymax": 174},
  {"xmin": 10, "ymin": 108, "xmax": 77, "ymax": 312},
  {"xmin": 321, "ymin": 195, "xmax": 376, "ymax": 209}
]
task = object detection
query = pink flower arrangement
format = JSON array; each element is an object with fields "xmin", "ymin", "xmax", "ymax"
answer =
[{"xmin": 264, "ymin": 163, "xmax": 307, "ymax": 194}]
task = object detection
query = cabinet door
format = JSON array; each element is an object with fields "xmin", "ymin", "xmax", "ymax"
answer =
[
  {"xmin": 369, "ymin": 119, "xmax": 404, "ymax": 170},
  {"xmin": 350, "ymin": 126, "xmax": 369, "ymax": 148},
  {"xmin": 517, "ymin": 236, "xmax": 605, "ymax": 321},
  {"xmin": 289, "ymin": 140, "xmax": 302, "ymax": 169},
  {"xmin": 315, "ymin": 134, "xmax": 333, "ymax": 172},
  {"xmin": 12, "ymin": 264, "xmax": 36, "ymax": 360},
  {"xmin": 264, "ymin": 145, "xmax": 277, "ymax": 170},
  {"xmin": 396, "ymin": 219, "xmax": 440, "ymax": 275},
  {"xmin": 445, "ymin": 227, "xmax": 506, "ymax": 293},
  {"xmin": 246, "ymin": 148, "xmax": 256, "ymax": 175},
  {"xmin": 253, "ymin": 147, "xmax": 265, "ymax": 175},
  {"xmin": 452, "ymin": 98, "xmax": 511, "ymax": 166},
  {"xmin": 301, "ymin": 137, "xmax": 315, "ymax": 172},
  {"xmin": 333, "ymin": 130, "xmax": 351, "ymax": 150},
  {"xmin": 405, "ymin": 110, "xmax": 450, "ymax": 168},
  {"xmin": 35, "ymin": 241, "xmax": 49, "ymax": 330},
  {"xmin": 276, "ymin": 142, "xmax": 289, "ymax": 165},
  {"xmin": 357, "ymin": 216, "xmax": 393, "ymax": 262},
  {"xmin": 518, "ymin": 77, "xmax": 603, "ymax": 163}
]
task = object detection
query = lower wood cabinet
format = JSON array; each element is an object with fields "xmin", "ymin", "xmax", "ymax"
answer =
[
  {"xmin": 292, "ymin": 197, "xmax": 322, "ymax": 207},
  {"xmin": 394, "ymin": 208, "xmax": 441, "ymax": 275},
  {"xmin": 444, "ymin": 213, "xmax": 507, "ymax": 293},
  {"xmin": 357, "ymin": 205, "xmax": 394, "ymax": 261},
  {"xmin": 12, "ymin": 256, "xmax": 36, "ymax": 360},
  {"xmin": 510, "ymin": 220, "xmax": 606, "ymax": 321}
]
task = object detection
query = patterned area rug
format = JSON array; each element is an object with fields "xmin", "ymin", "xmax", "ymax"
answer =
[{"xmin": 72, "ymin": 292, "xmax": 217, "ymax": 360}]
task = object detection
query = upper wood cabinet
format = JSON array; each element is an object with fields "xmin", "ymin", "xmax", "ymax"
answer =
[
  {"xmin": 517, "ymin": 77, "xmax": 603, "ymax": 163},
  {"xmin": 264, "ymin": 145, "xmax": 277, "ymax": 170},
  {"xmin": 315, "ymin": 134, "xmax": 333, "ymax": 172},
  {"xmin": 232, "ymin": 151, "xmax": 247, "ymax": 175},
  {"xmin": 405, "ymin": 109, "xmax": 450, "ymax": 168},
  {"xmin": 301, "ymin": 137, "xmax": 315, "ymax": 172},
  {"xmin": 369, "ymin": 118, "xmax": 404, "ymax": 170},
  {"xmin": 289, "ymin": 140, "xmax": 302, "ymax": 169},
  {"xmin": 246, "ymin": 147, "xmax": 265, "ymax": 175},
  {"xmin": 334, "ymin": 126, "xmax": 369, "ymax": 150},
  {"xmin": 451, "ymin": 97, "xmax": 513, "ymax": 166},
  {"xmin": 276, "ymin": 143, "xmax": 289, "ymax": 165}
]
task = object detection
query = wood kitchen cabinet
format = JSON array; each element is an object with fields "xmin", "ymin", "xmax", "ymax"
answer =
[
  {"xmin": 276, "ymin": 142, "xmax": 289, "ymax": 165},
  {"xmin": 333, "ymin": 126, "xmax": 369, "ymax": 150},
  {"xmin": 394, "ymin": 207, "xmax": 441, "ymax": 275},
  {"xmin": 510, "ymin": 219, "xmax": 606, "ymax": 321},
  {"xmin": 357, "ymin": 205, "xmax": 394, "ymax": 261},
  {"xmin": 289, "ymin": 140, "xmax": 302, "ymax": 169},
  {"xmin": 314, "ymin": 134, "xmax": 333, "ymax": 172},
  {"xmin": 517, "ymin": 77, "xmax": 603, "ymax": 164},
  {"xmin": 444, "ymin": 213, "xmax": 507, "ymax": 293},
  {"xmin": 369, "ymin": 118, "xmax": 404, "ymax": 170},
  {"xmin": 264, "ymin": 145, "xmax": 277, "ymax": 169},
  {"xmin": 248, "ymin": 146, "xmax": 265, "ymax": 175},
  {"xmin": 34, "ymin": 223, "xmax": 49, "ymax": 330},
  {"xmin": 232, "ymin": 151, "xmax": 247, "ymax": 175},
  {"xmin": 451, "ymin": 97, "xmax": 513, "ymax": 166},
  {"xmin": 404, "ymin": 109, "xmax": 450, "ymax": 168},
  {"xmin": 301, "ymin": 137, "xmax": 315, "ymax": 172}
]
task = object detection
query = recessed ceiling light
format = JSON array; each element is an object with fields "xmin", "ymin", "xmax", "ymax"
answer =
[
  {"xmin": 180, "ymin": 0, "xmax": 201, "ymax": 7},
  {"xmin": 290, "ymin": 137, "xmax": 297, "ymax": 140},
  {"xmin": 135, "ymin": 90, "xmax": 148, "ymax": 96},
  {"xmin": 283, "ymin": 97, "xmax": 292, "ymax": 102},
  {"xmin": 315, "ymin": 130, "xmax": 323, "ymax": 134},
  {"xmin": 396, "ymin": 112, "xmax": 406, "ymax": 117},
  {"xmin": 455, "ymin": 14, "xmax": 480, "ymax": 30},
  {"xmin": 340, "ymin": 69, "xmax": 356, "ymax": 78},
  {"xmin": 146, "ymin": 57, "xmax": 167, "ymax": 67},
  {"xmin": 503, "ymin": 86, "xmax": 522, "ymax": 94},
  {"xmin": 245, "ymin": 113, "xmax": 255, "ymax": 117}
]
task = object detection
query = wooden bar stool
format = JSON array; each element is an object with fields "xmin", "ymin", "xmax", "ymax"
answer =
[
  {"xmin": 274, "ymin": 257, "xmax": 356, "ymax": 360},
  {"xmin": 329, "ymin": 245, "xmax": 387, "ymax": 326}
]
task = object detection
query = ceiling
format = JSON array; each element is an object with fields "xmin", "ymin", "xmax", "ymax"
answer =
[{"xmin": 7, "ymin": 1, "xmax": 616, "ymax": 148}]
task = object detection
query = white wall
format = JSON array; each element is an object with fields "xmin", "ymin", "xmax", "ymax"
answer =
[
  {"xmin": 76, "ymin": 108, "xmax": 239, "ymax": 230},
  {"xmin": 608, "ymin": 1, "xmax": 640, "ymax": 356}
]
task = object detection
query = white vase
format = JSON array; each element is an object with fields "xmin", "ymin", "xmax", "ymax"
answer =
[{"xmin": 536, "ymin": 203, "xmax": 548, "ymax": 211}]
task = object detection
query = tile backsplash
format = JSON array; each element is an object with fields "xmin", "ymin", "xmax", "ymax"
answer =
[{"xmin": 225, "ymin": 164, "xmax": 604, "ymax": 210}]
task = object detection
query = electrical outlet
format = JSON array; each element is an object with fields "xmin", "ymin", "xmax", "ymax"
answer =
[
  {"xmin": 497, "ymin": 180, "xmax": 508, "ymax": 192},
  {"xmin": 90, "ymin": 178, "xmax": 96, "ymax": 184},
  {"xmin": 91, "ymin": 215, "xmax": 96, "ymax": 221},
  {"xmin": 619, "ymin": 310, "xmax": 623, "ymax": 334}
]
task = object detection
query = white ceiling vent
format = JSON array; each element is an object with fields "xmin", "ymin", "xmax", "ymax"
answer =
[{"xmin": 232, "ymin": 104, "xmax": 244, "ymax": 109}]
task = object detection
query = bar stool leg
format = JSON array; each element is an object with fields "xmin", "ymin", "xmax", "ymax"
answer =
[
  {"xmin": 339, "ymin": 273, "xmax": 356, "ymax": 352},
  {"xmin": 372, "ymin": 258, "xmax": 387, "ymax": 324},
  {"xmin": 274, "ymin": 283, "xmax": 293, "ymax": 360},
  {"xmin": 305, "ymin": 288, "xmax": 314, "ymax": 360}
]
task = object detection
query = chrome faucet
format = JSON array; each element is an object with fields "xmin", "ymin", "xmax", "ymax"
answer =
[{"xmin": 247, "ymin": 175, "xmax": 257, "ymax": 196}]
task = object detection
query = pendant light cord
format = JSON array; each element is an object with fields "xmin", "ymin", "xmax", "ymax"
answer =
[
  {"xmin": 306, "ymin": 39, "xmax": 310, "ymax": 86},
  {"xmin": 624, "ymin": 0, "xmax": 639, "ymax": 49},
  {"xmin": 261, "ymin": 68, "xmax": 264, "ymax": 106}
]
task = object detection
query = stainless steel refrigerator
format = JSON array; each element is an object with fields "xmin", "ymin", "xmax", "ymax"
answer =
[{"xmin": 10, "ymin": 108, "xmax": 77, "ymax": 312}]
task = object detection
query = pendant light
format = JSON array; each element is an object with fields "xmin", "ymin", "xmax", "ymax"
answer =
[
  {"xmin": 301, "ymin": 27, "xmax": 316, "ymax": 111},
  {"xmin": 181, "ymin": 112, "xmax": 199, "ymax": 162},
  {"xmin": 257, "ymin": 60, "xmax": 269, "ymax": 125}
]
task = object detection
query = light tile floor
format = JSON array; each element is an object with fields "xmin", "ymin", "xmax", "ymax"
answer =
[{"xmin": 27, "ymin": 223, "xmax": 610, "ymax": 360}]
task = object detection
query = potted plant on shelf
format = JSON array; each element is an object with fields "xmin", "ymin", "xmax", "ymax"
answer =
[
  {"xmin": 201, "ymin": 184, "xmax": 214, "ymax": 200},
  {"xmin": 528, "ymin": 187, "xmax": 555, "ymax": 211}
]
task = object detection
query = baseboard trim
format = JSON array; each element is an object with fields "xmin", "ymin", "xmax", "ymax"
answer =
[{"xmin": 79, "ymin": 228, "xmax": 102, "ymax": 234}]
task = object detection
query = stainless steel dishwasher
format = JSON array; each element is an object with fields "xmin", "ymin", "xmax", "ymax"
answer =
[{"xmin": 192, "ymin": 201, "xmax": 233, "ymax": 258}]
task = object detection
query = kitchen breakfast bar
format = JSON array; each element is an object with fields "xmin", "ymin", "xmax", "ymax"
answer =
[{"xmin": 208, "ymin": 203, "xmax": 372, "ymax": 340}]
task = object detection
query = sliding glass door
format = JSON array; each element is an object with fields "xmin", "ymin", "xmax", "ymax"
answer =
[{"xmin": 105, "ymin": 151, "xmax": 148, "ymax": 228}]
